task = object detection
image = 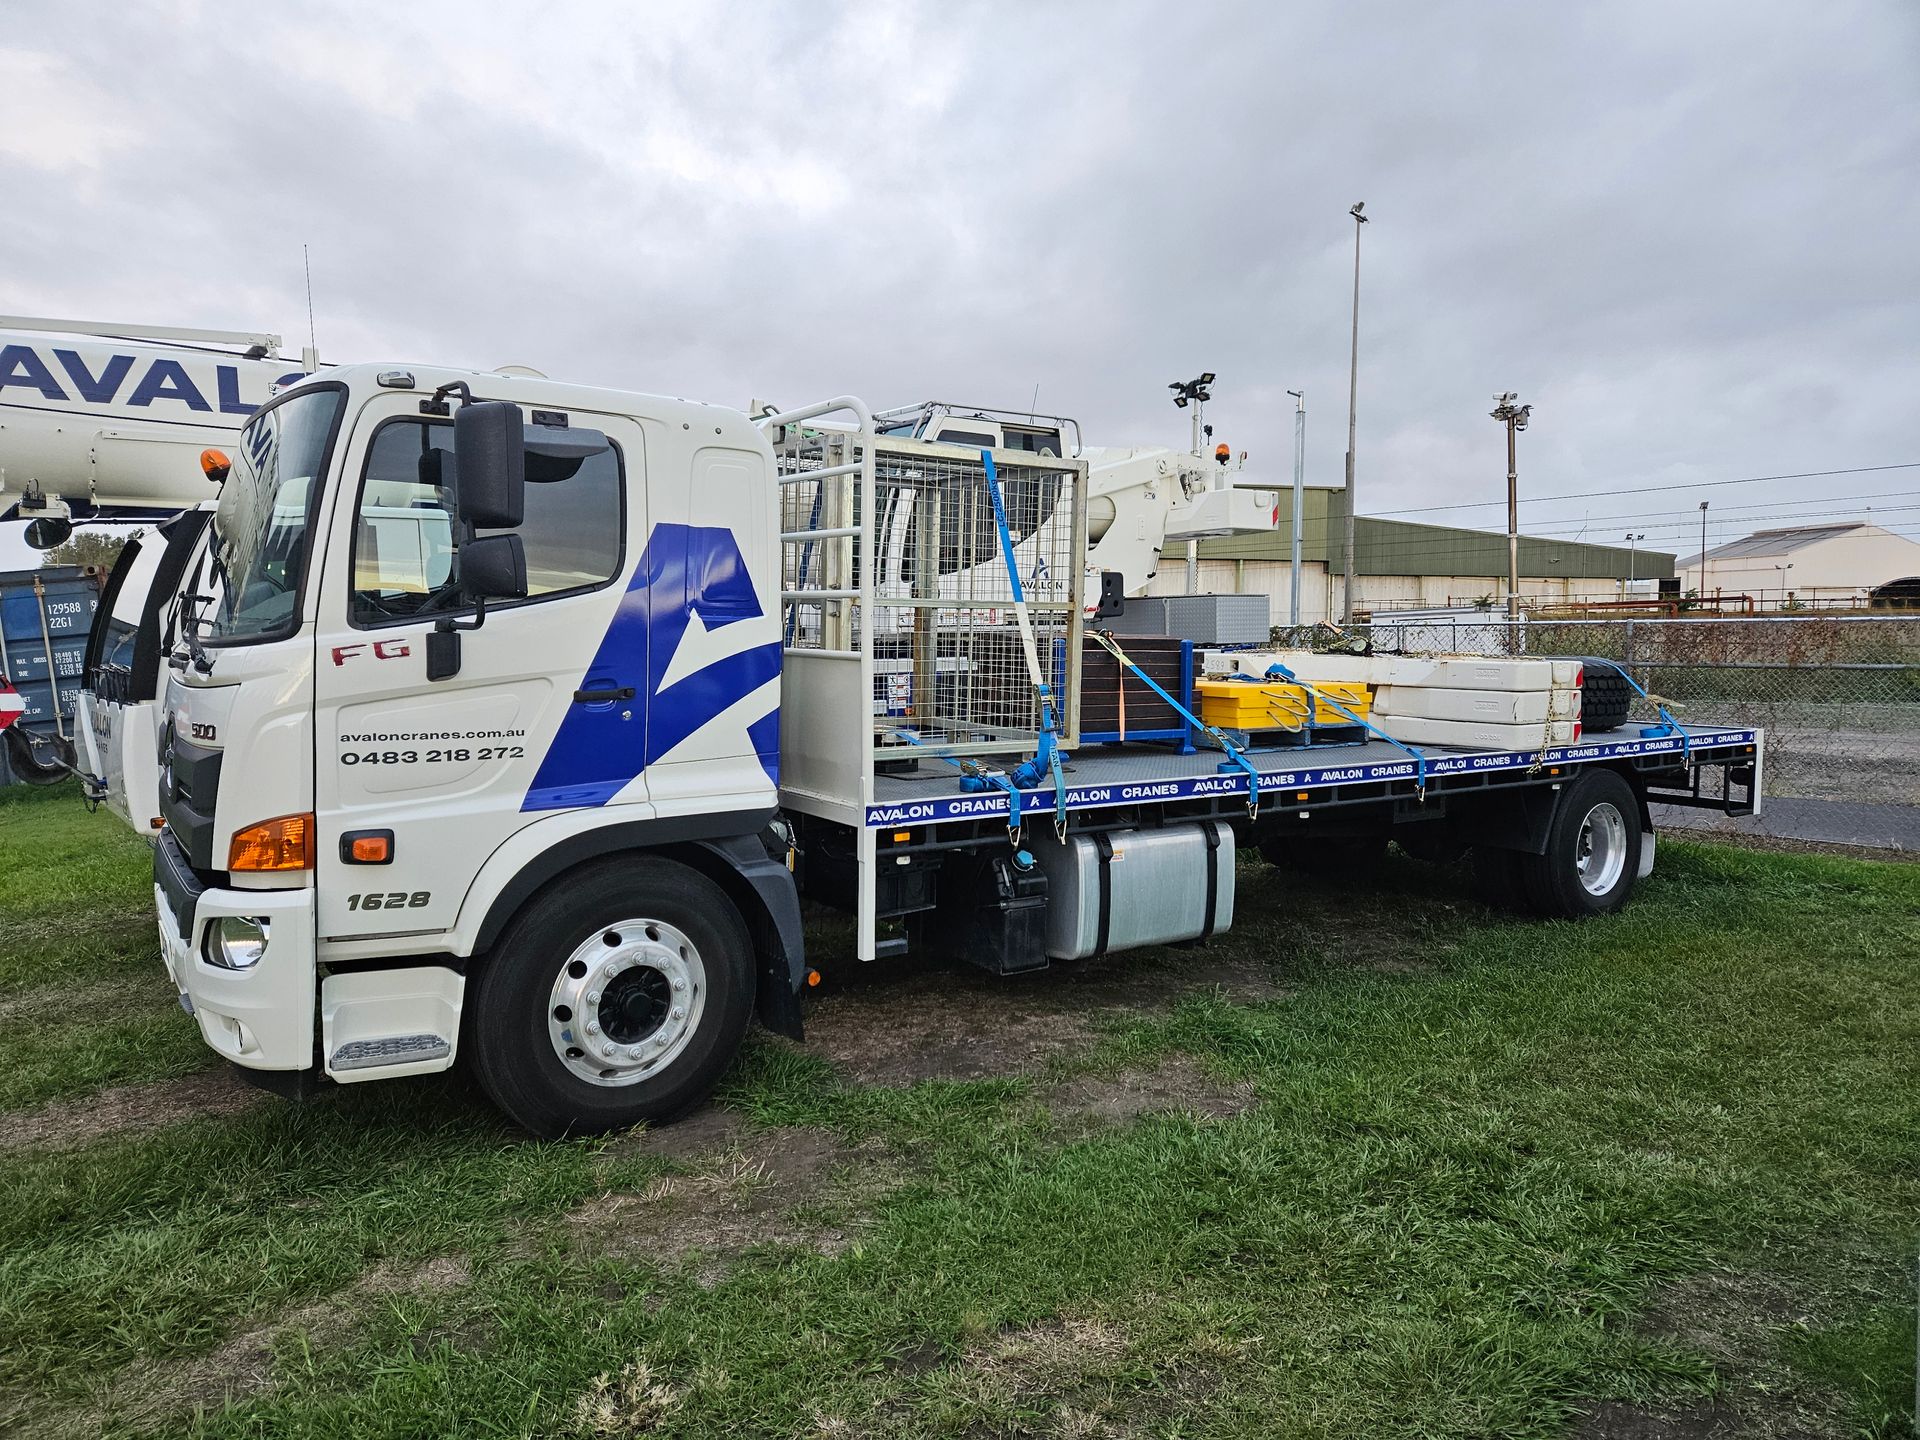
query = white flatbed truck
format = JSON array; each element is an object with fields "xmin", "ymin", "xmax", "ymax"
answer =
[{"xmin": 83, "ymin": 362, "xmax": 1763, "ymax": 1137}]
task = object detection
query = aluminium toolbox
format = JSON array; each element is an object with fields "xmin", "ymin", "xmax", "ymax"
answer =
[{"xmin": 1112, "ymin": 594, "xmax": 1271, "ymax": 646}]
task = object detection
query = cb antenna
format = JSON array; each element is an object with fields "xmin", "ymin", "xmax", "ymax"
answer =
[{"xmin": 302, "ymin": 243, "xmax": 319, "ymax": 369}]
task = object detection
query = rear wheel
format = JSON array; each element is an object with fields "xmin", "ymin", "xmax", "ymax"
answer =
[
  {"xmin": 1516, "ymin": 769, "xmax": 1643, "ymax": 918},
  {"xmin": 468, "ymin": 857, "xmax": 756, "ymax": 1138}
]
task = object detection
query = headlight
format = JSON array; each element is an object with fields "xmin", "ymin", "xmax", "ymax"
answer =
[{"xmin": 204, "ymin": 916, "xmax": 270, "ymax": 970}]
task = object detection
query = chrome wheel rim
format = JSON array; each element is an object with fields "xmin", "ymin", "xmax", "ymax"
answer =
[
  {"xmin": 547, "ymin": 919, "xmax": 706, "ymax": 1087},
  {"xmin": 1576, "ymin": 802, "xmax": 1629, "ymax": 897}
]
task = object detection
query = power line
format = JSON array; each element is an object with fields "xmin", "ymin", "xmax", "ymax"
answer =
[
  {"xmin": 1367, "ymin": 462, "xmax": 1920, "ymax": 519},
  {"xmin": 1279, "ymin": 494, "xmax": 1920, "ymax": 546}
]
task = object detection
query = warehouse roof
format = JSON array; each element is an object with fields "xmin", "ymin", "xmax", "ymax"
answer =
[
  {"xmin": 1680, "ymin": 520, "xmax": 1882, "ymax": 567},
  {"xmin": 1192, "ymin": 487, "xmax": 1675, "ymax": 580}
]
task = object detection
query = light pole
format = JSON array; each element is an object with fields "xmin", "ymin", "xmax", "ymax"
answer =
[
  {"xmin": 1341, "ymin": 201, "xmax": 1367, "ymax": 622},
  {"xmin": 1287, "ymin": 389, "xmax": 1305, "ymax": 625},
  {"xmin": 1774, "ymin": 561, "xmax": 1793, "ymax": 607},
  {"xmin": 1625, "ymin": 532, "xmax": 1645, "ymax": 597},
  {"xmin": 1168, "ymin": 373, "xmax": 1216, "ymax": 594},
  {"xmin": 1490, "ymin": 393, "xmax": 1532, "ymax": 624}
]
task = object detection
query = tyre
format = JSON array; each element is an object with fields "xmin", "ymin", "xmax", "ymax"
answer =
[
  {"xmin": 1570, "ymin": 657, "xmax": 1633, "ymax": 733},
  {"xmin": 4, "ymin": 727, "xmax": 72, "ymax": 786},
  {"xmin": 1258, "ymin": 832, "xmax": 1387, "ymax": 876},
  {"xmin": 1515, "ymin": 768, "xmax": 1642, "ymax": 918},
  {"xmin": 467, "ymin": 856, "xmax": 756, "ymax": 1139}
]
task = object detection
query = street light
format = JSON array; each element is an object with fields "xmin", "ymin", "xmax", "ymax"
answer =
[
  {"xmin": 1774, "ymin": 561, "xmax": 1794, "ymax": 608},
  {"xmin": 1490, "ymin": 392, "xmax": 1532, "ymax": 623},
  {"xmin": 1287, "ymin": 389, "xmax": 1305, "ymax": 625},
  {"xmin": 1625, "ymin": 532, "xmax": 1645, "ymax": 596},
  {"xmin": 1341, "ymin": 202, "xmax": 1367, "ymax": 623}
]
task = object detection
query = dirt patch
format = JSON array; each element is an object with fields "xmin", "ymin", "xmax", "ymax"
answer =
[
  {"xmin": 1570, "ymin": 1400, "xmax": 1745, "ymax": 1438},
  {"xmin": 0, "ymin": 1067, "xmax": 264, "ymax": 1154},
  {"xmin": 803, "ymin": 944, "xmax": 1287, "ymax": 1087},
  {"xmin": 602, "ymin": 1101, "xmax": 756, "ymax": 1162},
  {"xmin": 12, "ymin": 1254, "xmax": 472, "ymax": 1439},
  {"xmin": 1640, "ymin": 1271, "xmax": 1805, "ymax": 1371},
  {"xmin": 569, "ymin": 1124, "xmax": 890, "ymax": 1287},
  {"xmin": 1042, "ymin": 1055, "xmax": 1256, "ymax": 1137},
  {"xmin": 1587, "ymin": 1266, "xmax": 1856, "ymax": 1439},
  {"xmin": 0, "ymin": 975, "xmax": 154, "ymax": 1027},
  {"xmin": 883, "ymin": 1313, "xmax": 1247, "ymax": 1439}
]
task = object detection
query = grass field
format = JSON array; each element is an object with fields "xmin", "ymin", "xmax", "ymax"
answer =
[{"xmin": 0, "ymin": 778, "xmax": 1915, "ymax": 1438}]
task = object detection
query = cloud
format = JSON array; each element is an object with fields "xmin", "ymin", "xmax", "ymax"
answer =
[{"xmin": 4, "ymin": 0, "xmax": 1918, "ymax": 566}]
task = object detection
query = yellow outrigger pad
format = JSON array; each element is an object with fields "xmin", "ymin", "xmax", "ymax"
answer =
[{"xmin": 1195, "ymin": 679, "xmax": 1372, "ymax": 731}]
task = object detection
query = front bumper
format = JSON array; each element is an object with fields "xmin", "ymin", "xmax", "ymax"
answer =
[{"xmin": 155, "ymin": 837, "xmax": 316, "ymax": 1071}]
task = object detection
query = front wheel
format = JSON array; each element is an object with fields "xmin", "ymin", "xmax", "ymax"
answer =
[
  {"xmin": 1516, "ymin": 769, "xmax": 1643, "ymax": 918},
  {"xmin": 467, "ymin": 856, "xmax": 756, "ymax": 1138}
]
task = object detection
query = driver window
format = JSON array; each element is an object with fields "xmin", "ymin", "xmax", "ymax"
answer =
[{"xmin": 350, "ymin": 418, "xmax": 623, "ymax": 625}]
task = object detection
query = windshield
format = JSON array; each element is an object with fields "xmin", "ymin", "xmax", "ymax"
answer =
[{"xmin": 206, "ymin": 386, "xmax": 344, "ymax": 641}]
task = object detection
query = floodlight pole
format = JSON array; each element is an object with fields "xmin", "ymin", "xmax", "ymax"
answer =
[
  {"xmin": 1341, "ymin": 202, "xmax": 1367, "ymax": 623},
  {"xmin": 1490, "ymin": 392, "xmax": 1532, "ymax": 632},
  {"xmin": 1288, "ymin": 389, "xmax": 1305, "ymax": 625},
  {"xmin": 1625, "ymin": 532, "xmax": 1644, "ymax": 596}
]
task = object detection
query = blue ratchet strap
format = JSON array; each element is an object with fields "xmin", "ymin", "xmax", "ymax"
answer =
[
  {"xmin": 894, "ymin": 727, "xmax": 1026, "ymax": 843},
  {"xmin": 1263, "ymin": 662, "xmax": 1430, "ymax": 798},
  {"xmin": 981, "ymin": 450, "xmax": 1072, "ymax": 836},
  {"xmin": 1090, "ymin": 630, "xmax": 1261, "ymax": 816},
  {"xmin": 1586, "ymin": 658, "xmax": 1691, "ymax": 763}
]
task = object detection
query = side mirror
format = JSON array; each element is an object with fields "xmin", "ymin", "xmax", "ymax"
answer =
[
  {"xmin": 453, "ymin": 401, "xmax": 525, "ymax": 529},
  {"xmin": 460, "ymin": 533, "xmax": 527, "ymax": 601},
  {"xmin": 23, "ymin": 517, "xmax": 72, "ymax": 550}
]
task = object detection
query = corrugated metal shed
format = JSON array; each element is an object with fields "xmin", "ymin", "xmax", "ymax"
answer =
[{"xmin": 1192, "ymin": 487, "xmax": 1675, "ymax": 581}]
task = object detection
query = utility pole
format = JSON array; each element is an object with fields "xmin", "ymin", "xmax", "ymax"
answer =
[
  {"xmin": 1287, "ymin": 389, "xmax": 1305, "ymax": 625},
  {"xmin": 1625, "ymin": 532, "xmax": 1645, "ymax": 596},
  {"xmin": 1341, "ymin": 202, "xmax": 1367, "ymax": 622},
  {"xmin": 1698, "ymin": 500, "xmax": 1709, "ymax": 597},
  {"xmin": 1490, "ymin": 392, "xmax": 1532, "ymax": 625}
]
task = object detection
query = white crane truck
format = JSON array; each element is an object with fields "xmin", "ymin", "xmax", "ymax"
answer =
[{"xmin": 70, "ymin": 362, "xmax": 1759, "ymax": 1138}]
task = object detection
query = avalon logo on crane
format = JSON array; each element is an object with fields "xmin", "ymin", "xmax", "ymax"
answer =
[{"xmin": 0, "ymin": 343, "xmax": 303, "ymax": 416}]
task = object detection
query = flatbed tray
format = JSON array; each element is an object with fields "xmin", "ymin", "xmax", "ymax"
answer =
[{"xmin": 858, "ymin": 725, "xmax": 1760, "ymax": 829}]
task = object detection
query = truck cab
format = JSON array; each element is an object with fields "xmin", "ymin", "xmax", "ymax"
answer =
[{"xmin": 143, "ymin": 364, "xmax": 806, "ymax": 1136}]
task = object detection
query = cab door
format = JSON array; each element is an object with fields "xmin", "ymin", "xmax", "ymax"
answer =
[
  {"xmin": 310, "ymin": 395, "xmax": 646, "ymax": 944},
  {"xmin": 79, "ymin": 509, "xmax": 210, "ymax": 829}
]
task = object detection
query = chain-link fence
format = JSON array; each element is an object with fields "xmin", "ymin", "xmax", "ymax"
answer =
[{"xmin": 1271, "ymin": 615, "xmax": 1920, "ymax": 851}]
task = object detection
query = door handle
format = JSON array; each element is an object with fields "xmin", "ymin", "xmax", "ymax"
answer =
[{"xmin": 573, "ymin": 685, "xmax": 636, "ymax": 704}]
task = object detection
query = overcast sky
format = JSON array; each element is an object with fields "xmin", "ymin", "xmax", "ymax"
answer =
[{"xmin": 5, "ymin": 0, "xmax": 1918, "ymax": 564}]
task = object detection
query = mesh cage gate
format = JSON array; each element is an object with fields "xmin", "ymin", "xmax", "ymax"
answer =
[{"xmin": 777, "ymin": 430, "xmax": 1085, "ymax": 761}]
